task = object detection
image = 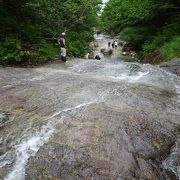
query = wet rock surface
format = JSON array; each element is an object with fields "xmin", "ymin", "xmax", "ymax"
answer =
[
  {"xmin": 159, "ymin": 59, "xmax": 180, "ymax": 76},
  {"xmin": 0, "ymin": 35, "xmax": 180, "ymax": 180},
  {"xmin": 0, "ymin": 112, "xmax": 12, "ymax": 128},
  {"xmin": 25, "ymin": 107, "xmax": 177, "ymax": 179}
]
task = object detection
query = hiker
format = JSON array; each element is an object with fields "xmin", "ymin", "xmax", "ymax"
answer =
[
  {"xmin": 112, "ymin": 41, "xmax": 115, "ymax": 49},
  {"xmin": 58, "ymin": 32, "xmax": 66, "ymax": 62},
  {"xmin": 108, "ymin": 41, "xmax": 111, "ymax": 47},
  {"xmin": 114, "ymin": 40, "xmax": 118, "ymax": 49},
  {"xmin": 95, "ymin": 54, "xmax": 101, "ymax": 60},
  {"xmin": 85, "ymin": 53, "xmax": 90, "ymax": 59}
]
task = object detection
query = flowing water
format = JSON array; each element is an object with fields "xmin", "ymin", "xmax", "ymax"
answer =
[{"xmin": 0, "ymin": 35, "xmax": 180, "ymax": 180}]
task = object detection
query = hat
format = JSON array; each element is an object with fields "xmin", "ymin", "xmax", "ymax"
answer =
[{"xmin": 62, "ymin": 32, "xmax": 66, "ymax": 36}]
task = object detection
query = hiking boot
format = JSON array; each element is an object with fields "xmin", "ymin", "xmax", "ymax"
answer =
[{"xmin": 61, "ymin": 56, "xmax": 66, "ymax": 62}]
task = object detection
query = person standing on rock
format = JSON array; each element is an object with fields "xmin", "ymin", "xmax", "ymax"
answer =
[
  {"xmin": 112, "ymin": 41, "xmax": 115, "ymax": 49},
  {"xmin": 114, "ymin": 40, "xmax": 118, "ymax": 49},
  {"xmin": 58, "ymin": 32, "xmax": 67, "ymax": 62}
]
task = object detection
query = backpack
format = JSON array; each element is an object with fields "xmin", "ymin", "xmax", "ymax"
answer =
[{"xmin": 58, "ymin": 37, "xmax": 65, "ymax": 47}]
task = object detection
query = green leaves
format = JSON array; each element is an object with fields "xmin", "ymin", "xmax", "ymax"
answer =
[
  {"xmin": 67, "ymin": 31, "xmax": 92, "ymax": 58},
  {"xmin": 119, "ymin": 26, "xmax": 151, "ymax": 43},
  {"xmin": 0, "ymin": 38, "xmax": 25, "ymax": 64},
  {"xmin": 37, "ymin": 43, "xmax": 59, "ymax": 62},
  {"xmin": 101, "ymin": 0, "xmax": 156, "ymax": 32},
  {"xmin": 162, "ymin": 36, "xmax": 180, "ymax": 60}
]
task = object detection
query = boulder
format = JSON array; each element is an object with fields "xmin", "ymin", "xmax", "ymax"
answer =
[
  {"xmin": 129, "ymin": 63, "xmax": 141, "ymax": 75},
  {"xmin": 100, "ymin": 48, "xmax": 113, "ymax": 56},
  {"xmin": 159, "ymin": 59, "xmax": 180, "ymax": 76},
  {"xmin": 100, "ymin": 48, "xmax": 105, "ymax": 53}
]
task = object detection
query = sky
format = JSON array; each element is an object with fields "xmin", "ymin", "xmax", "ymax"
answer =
[
  {"xmin": 102, "ymin": 0, "xmax": 109, "ymax": 10},
  {"xmin": 102, "ymin": 0, "xmax": 109, "ymax": 3},
  {"xmin": 98, "ymin": 0, "xmax": 109, "ymax": 15}
]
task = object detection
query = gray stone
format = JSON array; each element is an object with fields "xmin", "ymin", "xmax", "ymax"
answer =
[
  {"xmin": 0, "ymin": 113, "xmax": 11, "ymax": 128},
  {"xmin": 159, "ymin": 59, "xmax": 180, "ymax": 76}
]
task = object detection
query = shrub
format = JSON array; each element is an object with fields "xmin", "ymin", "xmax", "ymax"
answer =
[
  {"xmin": 140, "ymin": 32, "xmax": 180, "ymax": 60},
  {"xmin": 162, "ymin": 36, "xmax": 180, "ymax": 60},
  {"xmin": 140, "ymin": 34, "xmax": 171, "ymax": 59},
  {"xmin": 0, "ymin": 37, "xmax": 25, "ymax": 64},
  {"xmin": 37, "ymin": 43, "xmax": 59, "ymax": 62},
  {"xmin": 66, "ymin": 31, "xmax": 91, "ymax": 58},
  {"xmin": 68, "ymin": 41, "xmax": 87, "ymax": 58},
  {"xmin": 119, "ymin": 26, "xmax": 151, "ymax": 44}
]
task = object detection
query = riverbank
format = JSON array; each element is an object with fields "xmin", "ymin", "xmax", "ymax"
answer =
[{"xmin": 159, "ymin": 59, "xmax": 180, "ymax": 76}]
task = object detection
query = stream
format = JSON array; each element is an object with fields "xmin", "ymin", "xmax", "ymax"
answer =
[{"xmin": 0, "ymin": 34, "xmax": 180, "ymax": 180}]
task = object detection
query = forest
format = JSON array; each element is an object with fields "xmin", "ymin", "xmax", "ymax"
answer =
[
  {"xmin": 0, "ymin": 0, "xmax": 101, "ymax": 65},
  {"xmin": 101, "ymin": 0, "xmax": 180, "ymax": 63}
]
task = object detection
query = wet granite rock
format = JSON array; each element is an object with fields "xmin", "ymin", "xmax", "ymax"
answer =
[
  {"xmin": 0, "ymin": 112, "xmax": 12, "ymax": 128},
  {"xmin": 163, "ymin": 134, "xmax": 180, "ymax": 180},
  {"xmin": 128, "ymin": 64, "xmax": 141, "ymax": 75},
  {"xmin": 26, "ymin": 143, "xmax": 117, "ymax": 180},
  {"xmin": 159, "ymin": 59, "xmax": 180, "ymax": 76},
  {"xmin": 25, "ymin": 109, "xmax": 177, "ymax": 180},
  {"xmin": 100, "ymin": 49, "xmax": 113, "ymax": 56}
]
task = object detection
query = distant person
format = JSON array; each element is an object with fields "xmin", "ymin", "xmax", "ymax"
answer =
[
  {"xmin": 85, "ymin": 53, "xmax": 90, "ymax": 59},
  {"xmin": 108, "ymin": 41, "xmax": 111, "ymax": 47},
  {"xmin": 114, "ymin": 40, "xmax": 118, "ymax": 49},
  {"xmin": 95, "ymin": 55, "xmax": 101, "ymax": 60},
  {"xmin": 112, "ymin": 41, "xmax": 115, "ymax": 48},
  {"xmin": 58, "ymin": 32, "xmax": 66, "ymax": 62}
]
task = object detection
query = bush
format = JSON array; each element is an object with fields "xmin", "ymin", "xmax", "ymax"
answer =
[
  {"xmin": 68, "ymin": 41, "xmax": 87, "ymax": 58},
  {"xmin": 162, "ymin": 36, "xmax": 180, "ymax": 60},
  {"xmin": 0, "ymin": 38, "xmax": 60, "ymax": 65},
  {"xmin": 67, "ymin": 31, "xmax": 92, "ymax": 58},
  {"xmin": 0, "ymin": 37, "xmax": 25, "ymax": 64},
  {"xmin": 119, "ymin": 26, "xmax": 151, "ymax": 44},
  {"xmin": 139, "ymin": 35, "xmax": 180, "ymax": 62},
  {"xmin": 37, "ymin": 43, "xmax": 59, "ymax": 62},
  {"xmin": 140, "ymin": 36, "xmax": 164, "ymax": 58}
]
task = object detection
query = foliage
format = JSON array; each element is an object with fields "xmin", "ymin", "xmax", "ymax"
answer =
[
  {"xmin": 67, "ymin": 31, "xmax": 93, "ymax": 57},
  {"xmin": 37, "ymin": 43, "xmax": 59, "ymax": 62},
  {"xmin": 0, "ymin": 37, "xmax": 25, "ymax": 64},
  {"xmin": 162, "ymin": 36, "xmax": 180, "ymax": 60},
  {"xmin": 140, "ymin": 21, "xmax": 180, "ymax": 59},
  {"xmin": 119, "ymin": 27, "xmax": 152, "ymax": 44},
  {"xmin": 101, "ymin": 0, "xmax": 157, "ymax": 33}
]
